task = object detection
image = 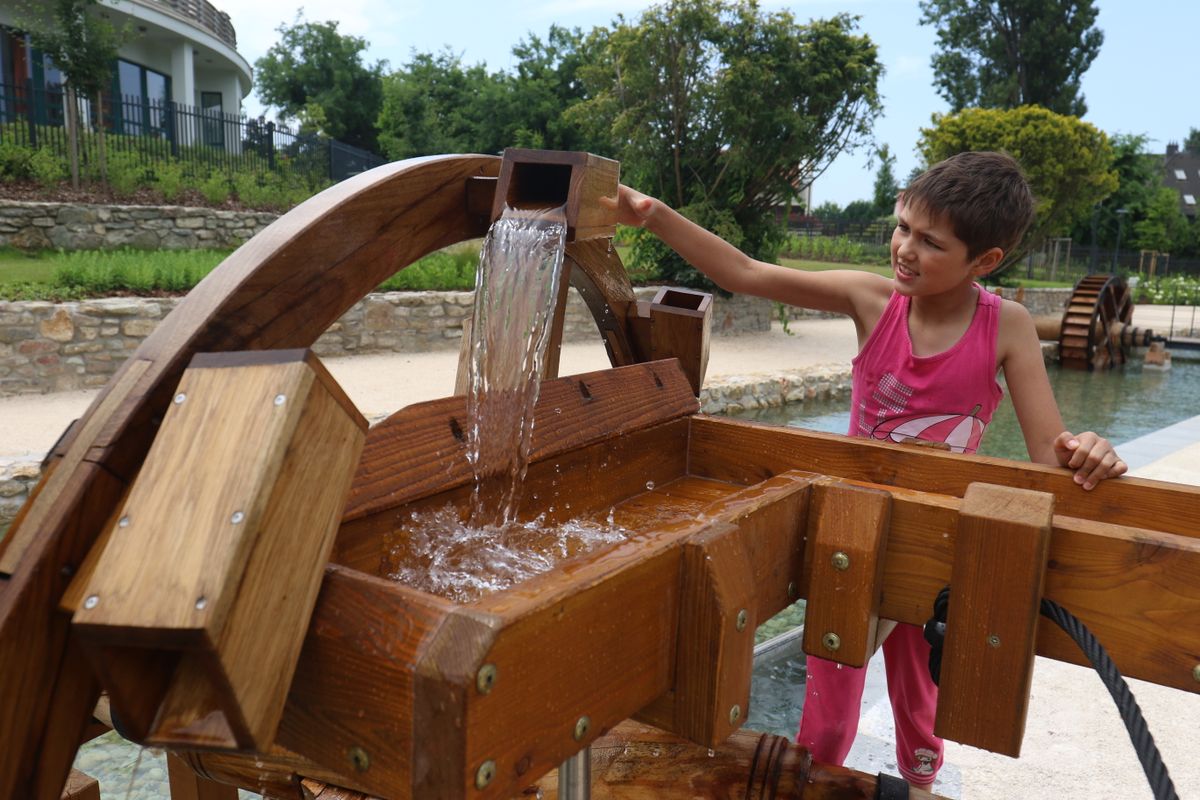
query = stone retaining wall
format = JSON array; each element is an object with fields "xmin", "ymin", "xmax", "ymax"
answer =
[
  {"xmin": 0, "ymin": 288, "xmax": 779, "ymax": 396},
  {"xmin": 0, "ymin": 201, "xmax": 278, "ymax": 251},
  {"xmin": 0, "ymin": 288, "xmax": 1070, "ymax": 397}
]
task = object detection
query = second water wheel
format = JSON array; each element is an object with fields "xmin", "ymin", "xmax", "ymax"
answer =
[{"xmin": 1058, "ymin": 274, "xmax": 1135, "ymax": 369}]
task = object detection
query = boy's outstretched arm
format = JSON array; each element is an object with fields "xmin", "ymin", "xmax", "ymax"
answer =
[
  {"xmin": 603, "ymin": 185, "xmax": 890, "ymax": 328},
  {"xmin": 999, "ymin": 301, "xmax": 1127, "ymax": 490}
]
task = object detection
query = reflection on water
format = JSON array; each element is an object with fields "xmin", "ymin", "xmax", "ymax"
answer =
[
  {"xmin": 731, "ymin": 359, "xmax": 1200, "ymax": 462},
  {"xmin": 747, "ymin": 642, "xmax": 807, "ymax": 738}
]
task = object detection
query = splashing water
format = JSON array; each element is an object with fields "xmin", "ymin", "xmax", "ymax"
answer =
[
  {"xmin": 385, "ymin": 504, "xmax": 630, "ymax": 603},
  {"xmin": 466, "ymin": 208, "xmax": 567, "ymax": 527}
]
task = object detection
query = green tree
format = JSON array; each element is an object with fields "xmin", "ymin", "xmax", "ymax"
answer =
[
  {"xmin": 17, "ymin": 0, "xmax": 125, "ymax": 188},
  {"xmin": 507, "ymin": 26, "xmax": 608, "ymax": 153},
  {"xmin": 1068, "ymin": 134, "xmax": 1160, "ymax": 250},
  {"xmin": 255, "ymin": 16, "xmax": 385, "ymax": 151},
  {"xmin": 377, "ymin": 50, "xmax": 507, "ymax": 160},
  {"xmin": 918, "ymin": 0, "xmax": 1103, "ymax": 116},
  {"xmin": 570, "ymin": 0, "xmax": 882, "ymax": 292},
  {"xmin": 917, "ymin": 105, "xmax": 1118, "ymax": 268},
  {"xmin": 1131, "ymin": 186, "xmax": 1188, "ymax": 253},
  {"xmin": 872, "ymin": 144, "xmax": 899, "ymax": 215},
  {"xmin": 1185, "ymin": 128, "xmax": 1200, "ymax": 154}
]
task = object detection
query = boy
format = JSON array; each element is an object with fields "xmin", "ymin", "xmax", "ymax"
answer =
[{"xmin": 604, "ymin": 151, "xmax": 1126, "ymax": 787}]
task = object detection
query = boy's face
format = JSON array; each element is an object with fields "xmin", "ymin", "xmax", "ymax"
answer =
[{"xmin": 890, "ymin": 201, "xmax": 1000, "ymax": 296}]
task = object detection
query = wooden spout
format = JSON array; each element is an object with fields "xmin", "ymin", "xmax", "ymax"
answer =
[{"xmin": 491, "ymin": 148, "xmax": 620, "ymax": 241}]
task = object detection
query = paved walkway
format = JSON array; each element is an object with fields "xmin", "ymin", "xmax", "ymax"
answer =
[{"xmin": 7, "ymin": 312, "xmax": 1199, "ymax": 799}]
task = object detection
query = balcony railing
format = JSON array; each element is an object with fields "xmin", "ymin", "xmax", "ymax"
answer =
[{"xmin": 149, "ymin": 0, "xmax": 237, "ymax": 49}]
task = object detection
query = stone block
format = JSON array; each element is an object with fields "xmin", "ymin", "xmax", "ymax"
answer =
[{"xmin": 39, "ymin": 309, "xmax": 75, "ymax": 343}]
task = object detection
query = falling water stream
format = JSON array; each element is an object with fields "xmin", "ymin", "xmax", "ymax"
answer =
[{"xmin": 384, "ymin": 207, "xmax": 630, "ymax": 602}]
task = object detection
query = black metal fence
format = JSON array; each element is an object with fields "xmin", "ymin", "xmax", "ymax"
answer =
[{"xmin": 0, "ymin": 80, "xmax": 385, "ymax": 184}]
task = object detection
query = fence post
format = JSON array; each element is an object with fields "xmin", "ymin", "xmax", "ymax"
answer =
[
  {"xmin": 166, "ymin": 100, "xmax": 178, "ymax": 158},
  {"xmin": 25, "ymin": 78, "xmax": 37, "ymax": 148},
  {"xmin": 266, "ymin": 121, "xmax": 276, "ymax": 170},
  {"xmin": 327, "ymin": 139, "xmax": 335, "ymax": 182}
]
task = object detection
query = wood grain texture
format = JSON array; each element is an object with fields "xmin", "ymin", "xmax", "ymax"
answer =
[
  {"xmin": 166, "ymin": 753, "xmax": 240, "ymax": 800},
  {"xmin": 0, "ymin": 154, "xmax": 501, "ymax": 799},
  {"xmin": 59, "ymin": 769, "xmax": 100, "ymax": 800},
  {"xmin": 344, "ymin": 359, "xmax": 698, "ymax": 524},
  {"xmin": 802, "ymin": 481, "xmax": 891, "ymax": 668},
  {"xmin": 643, "ymin": 288, "xmax": 712, "ymax": 396},
  {"xmin": 936, "ymin": 483, "xmax": 1054, "ymax": 756},
  {"xmin": 491, "ymin": 149, "xmax": 619, "ymax": 241}
]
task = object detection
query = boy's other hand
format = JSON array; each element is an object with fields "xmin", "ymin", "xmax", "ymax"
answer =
[
  {"xmin": 602, "ymin": 185, "xmax": 657, "ymax": 227},
  {"xmin": 1054, "ymin": 431, "xmax": 1128, "ymax": 490}
]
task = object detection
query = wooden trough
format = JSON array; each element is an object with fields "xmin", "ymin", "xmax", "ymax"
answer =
[{"xmin": 2, "ymin": 150, "xmax": 1200, "ymax": 800}]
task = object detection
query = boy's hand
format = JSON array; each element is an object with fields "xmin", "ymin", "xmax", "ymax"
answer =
[
  {"xmin": 602, "ymin": 185, "xmax": 657, "ymax": 227},
  {"xmin": 1053, "ymin": 431, "xmax": 1127, "ymax": 490}
]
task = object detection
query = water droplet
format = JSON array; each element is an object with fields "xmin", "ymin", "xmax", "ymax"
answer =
[{"xmin": 645, "ymin": 480, "xmax": 656, "ymax": 490}]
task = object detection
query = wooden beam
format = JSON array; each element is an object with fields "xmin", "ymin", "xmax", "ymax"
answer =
[{"xmin": 935, "ymin": 483, "xmax": 1054, "ymax": 756}]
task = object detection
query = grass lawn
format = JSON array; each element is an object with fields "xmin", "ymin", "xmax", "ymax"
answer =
[{"xmin": 0, "ymin": 250, "xmax": 58, "ymax": 284}]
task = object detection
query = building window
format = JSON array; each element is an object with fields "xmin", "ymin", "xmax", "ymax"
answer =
[
  {"xmin": 114, "ymin": 58, "xmax": 170, "ymax": 136},
  {"xmin": 1175, "ymin": 168, "xmax": 1187, "ymax": 180},
  {"xmin": 1185, "ymin": 194, "xmax": 1197, "ymax": 206},
  {"xmin": 201, "ymin": 91, "xmax": 223, "ymax": 147}
]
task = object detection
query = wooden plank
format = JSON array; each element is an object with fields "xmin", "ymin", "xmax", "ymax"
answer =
[
  {"xmin": 646, "ymin": 288, "xmax": 711, "ymax": 395},
  {"xmin": 936, "ymin": 483, "xmax": 1054, "ymax": 756},
  {"xmin": 73, "ymin": 352, "xmax": 367, "ymax": 750},
  {"xmin": 688, "ymin": 415, "xmax": 1200, "ymax": 538},
  {"xmin": 668, "ymin": 520, "xmax": 757, "ymax": 746},
  {"xmin": 491, "ymin": 149, "xmax": 619, "ymax": 241},
  {"xmin": 32, "ymin": 635, "xmax": 100, "ymax": 800},
  {"xmin": 166, "ymin": 753, "xmax": 239, "ymax": 800},
  {"xmin": 344, "ymin": 359, "xmax": 698, "ymax": 523},
  {"xmin": 277, "ymin": 565, "xmax": 462, "ymax": 798},
  {"xmin": 802, "ymin": 481, "xmax": 891, "ymax": 668},
  {"xmin": 0, "ymin": 155, "xmax": 502, "ymax": 799}
]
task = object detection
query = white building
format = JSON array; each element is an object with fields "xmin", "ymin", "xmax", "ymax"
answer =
[{"xmin": 0, "ymin": 0, "xmax": 251, "ymax": 142}]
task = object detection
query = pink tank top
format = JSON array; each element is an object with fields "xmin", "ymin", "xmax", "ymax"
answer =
[{"xmin": 850, "ymin": 285, "xmax": 1003, "ymax": 454}]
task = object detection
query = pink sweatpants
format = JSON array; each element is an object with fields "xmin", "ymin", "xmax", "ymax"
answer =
[{"xmin": 796, "ymin": 623, "xmax": 943, "ymax": 785}]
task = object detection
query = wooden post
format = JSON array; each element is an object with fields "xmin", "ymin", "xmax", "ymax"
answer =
[
  {"xmin": 802, "ymin": 481, "xmax": 891, "ymax": 667},
  {"xmin": 72, "ymin": 350, "xmax": 367, "ymax": 751},
  {"xmin": 491, "ymin": 149, "xmax": 619, "ymax": 241},
  {"xmin": 935, "ymin": 483, "xmax": 1054, "ymax": 756},
  {"xmin": 166, "ymin": 754, "xmax": 239, "ymax": 800}
]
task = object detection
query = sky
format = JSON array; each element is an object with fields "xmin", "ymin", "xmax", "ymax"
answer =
[{"xmin": 224, "ymin": 0, "xmax": 1200, "ymax": 208}]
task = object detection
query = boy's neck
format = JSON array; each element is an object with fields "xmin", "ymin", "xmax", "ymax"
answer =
[{"xmin": 907, "ymin": 278, "xmax": 979, "ymax": 320}]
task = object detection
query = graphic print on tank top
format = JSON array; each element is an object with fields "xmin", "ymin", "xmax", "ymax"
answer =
[{"xmin": 859, "ymin": 370, "xmax": 987, "ymax": 454}]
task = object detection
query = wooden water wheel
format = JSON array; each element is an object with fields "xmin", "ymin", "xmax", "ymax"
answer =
[{"xmin": 1058, "ymin": 274, "xmax": 1134, "ymax": 369}]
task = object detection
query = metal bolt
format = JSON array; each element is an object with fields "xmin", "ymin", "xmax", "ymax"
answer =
[
  {"xmin": 476, "ymin": 663, "xmax": 497, "ymax": 694},
  {"xmin": 573, "ymin": 715, "xmax": 590, "ymax": 741},
  {"xmin": 735, "ymin": 609, "xmax": 748, "ymax": 632},
  {"xmin": 230, "ymin": 511, "xmax": 244, "ymax": 524},
  {"xmin": 1192, "ymin": 664, "xmax": 1200, "ymax": 683},
  {"xmin": 174, "ymin": 393, "xmax": 186, "ymax": 404},
  {"xmin": 822, "ymin": 632, "xmax": 841, "ymax": 651},
  {"xmin": 787, "ymin": 581, "xmax": 796, "ymax": 598},
  {"xmin": 475, "ymin": 760, "xmax": 496, "ymax": 790},
  {"xmin": 831, "ymin": 551, "xmax": 850, "ymax": 571},
  {"xmin": 988, "ymin": 634, "xmax": 1001, "ymax": 648},
  {"xmin": 274, "ymin": 394, "xmax": 286, "ymax": 406},
  {"xmin": 349, "ymin": 746, "xmax": 370, "ymax": 773},
  {"xmin": 729, "ymin": 704, "xmax": 741, "ymax": 725},
  {"xmin": 84, "ymin": 594, "xmax": 99, "ymax": 610},
  {"xmin": 118, "ymin": 515, "xmax": 130, "ymax": 528},
  {"xmin": 195, "ymin": 597, "xmax": 207, "ymax": 611}
]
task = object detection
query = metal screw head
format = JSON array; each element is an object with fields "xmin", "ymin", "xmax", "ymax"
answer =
[
  {"xmin": 274, "ymin": 394, "xmax": 286, "ymax": 406},
  {"xmin": 349, "ymin": 746, "xmax": 370, "ymax": 772},
  {"xmin": 831, "ymin": 551, "xmax": 850, "ymax": 571},
  {"xmin": 174, "ymin": 393, "xmax": 186, "ymax": 404},
  {"xmin": 118, "ymin": 515, "xmax": 130, "ymax": 528},
  {"xmin": 988, "ymin": 634, "xmax": 1002, "ymax": 648},
  {"xmin": 729, "ymin": 704, "xmax": 741, "ymax": 725},
  {"xmin": 195, "ymin": 597, "xmax": 207, "ymax": 611},
  {"xmin": 476, "ymin": 663, "xmax": 497, "ymax": 694},
  {"xmin": 573, "ymin": 715, "xmax": 590, "ymax": 741},
  {"xmin": 475, "ymin": 760, "xmax": 496, "ymax": 790},
  {"xmin": 230, "ymin": 511, "xmax": 244, "ymax": 524},
  {"xmin": 83, "ymin": 594, "xmax": 99, "ymax": 610},
  {"xmin": 822, "ymin": 632, "xmax": 841, "ymax": 651},
  {"xmin": 735, "ymin": 609, "xmax": 748, "ymax": 632}
]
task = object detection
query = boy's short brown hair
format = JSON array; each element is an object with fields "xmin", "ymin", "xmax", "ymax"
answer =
[{"xmin": 901, "ymin": 151, "xmax": 1034, "ymax": 260}]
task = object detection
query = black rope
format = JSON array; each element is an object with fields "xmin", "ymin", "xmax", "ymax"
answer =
[{"xmin": 922, "ymin": 587, "xmax": 1179, "ymax": 800}]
